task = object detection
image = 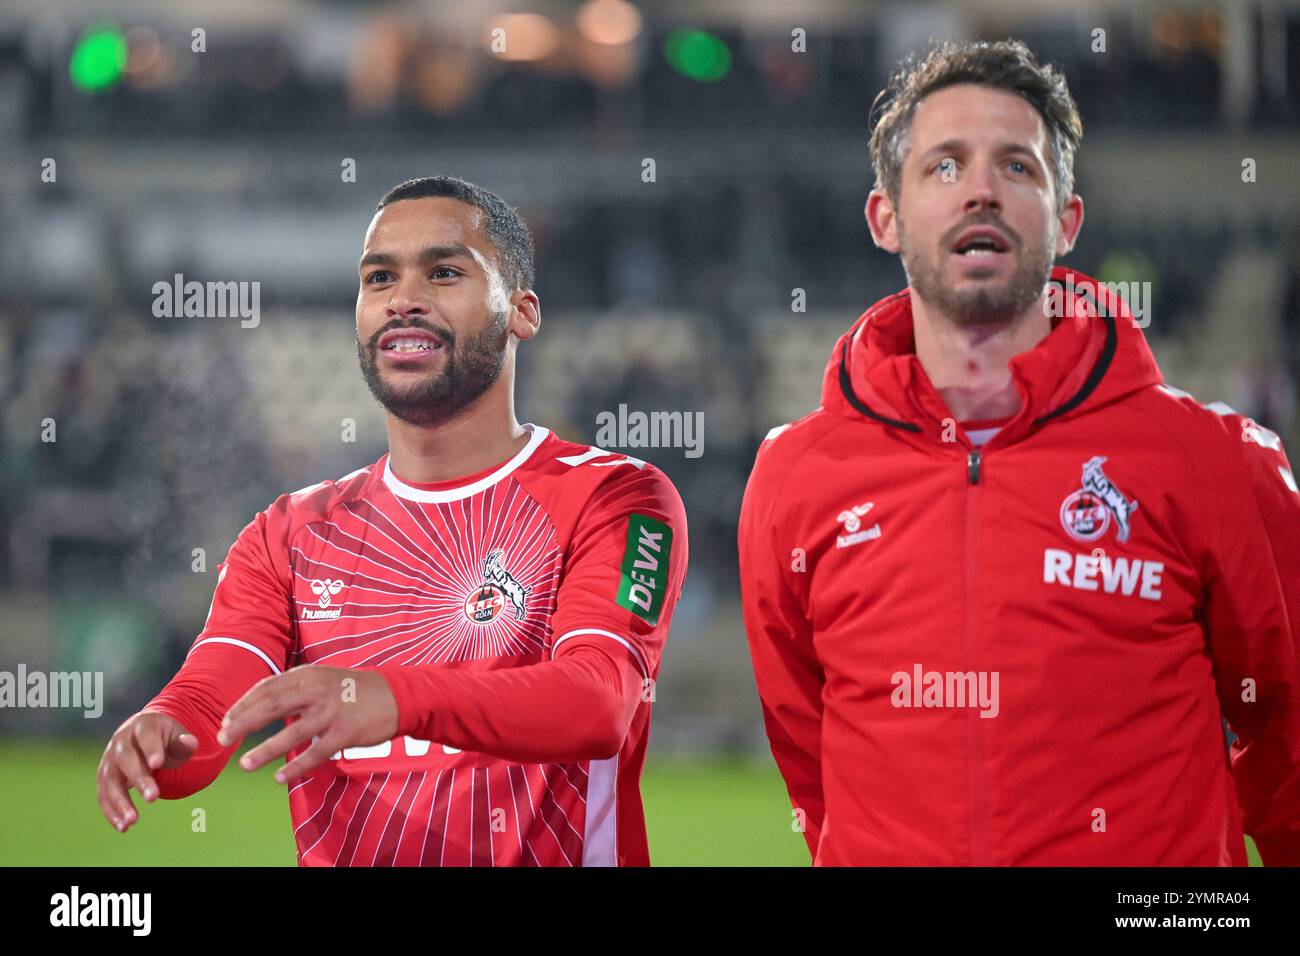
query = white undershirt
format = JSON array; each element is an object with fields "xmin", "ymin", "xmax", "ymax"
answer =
[{"xmin": 965, "ymin": 426, "xmax": 1002, "ymax": 447}]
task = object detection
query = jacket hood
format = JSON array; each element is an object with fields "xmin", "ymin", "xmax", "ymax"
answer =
[{"xmin": 822, "ymin": 264, "xmax": 1164, "ymax": 445}]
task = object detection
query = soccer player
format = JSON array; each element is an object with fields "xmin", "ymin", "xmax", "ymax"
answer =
[
  {"xmin": 739, "ymin": 40, "xmax": 1300, "ymax": 864},
  {"xmin": 96, "ymin": 176, "xmax": 688, "ymax": 866}
]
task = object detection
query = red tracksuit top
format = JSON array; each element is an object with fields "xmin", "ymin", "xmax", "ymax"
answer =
[{"xmin": 739, "ymin": 265, "xmax": 1300, "ymax": 866}]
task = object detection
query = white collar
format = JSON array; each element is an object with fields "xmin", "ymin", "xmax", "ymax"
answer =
[{"xmin": 382, "ymin": 423, "xmax": 550, "ymax": 503}]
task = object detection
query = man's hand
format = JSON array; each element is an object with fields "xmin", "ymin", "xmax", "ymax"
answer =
[
  {"xmin": 218, "ymin": 666, "xmax": 398, "ymax": 785},
  {"xmin": 96, "ymin": 711, "xmax": 198, "ymax": 833}
]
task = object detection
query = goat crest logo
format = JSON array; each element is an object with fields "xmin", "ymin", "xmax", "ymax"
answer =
[
  {"xmin": 1060, "ymin": 456, "xmax": 1139, "ymax": 543},
  {"xmin": 310, "ymin": 578, "xmax": 345, "ymax": 608},
  {"xmin": 464, "ymin": 550, "xmax": 531, "ymax": 626}
]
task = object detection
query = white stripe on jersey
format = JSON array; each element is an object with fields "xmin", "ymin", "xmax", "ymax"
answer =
[
  {"xmin": 583, "ymin": 755, "xmax": 619, "ymax": 867},
  {"xmin": 507, "ymin": 765, "xmax": 525, "ymax": 859},
  {"xmin": 440, "ymin": 768, "xmax": 455, "ymax": 866},
  {"xmin": 187, "ymin": 637, "xmax": 283, "ymax": 674},
  {"xmin": 417, "ymin": 770, "xmax": 443, "ymax": 868},
  {"xmin": 371, "ymin": 771, "xmax": 417, "ymax": 867},
  {"xmin": 552, "ymin": 627, "xmax": 649, "ymax": 678}
]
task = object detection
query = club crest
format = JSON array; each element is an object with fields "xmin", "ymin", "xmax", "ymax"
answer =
[
  {"xmin": 1060, "ymin": 456, "xmax": 1139, "ymax": 543},
  {"xmin": 463, "ymin": 550, "xmax": 531, "ymax": 626}
]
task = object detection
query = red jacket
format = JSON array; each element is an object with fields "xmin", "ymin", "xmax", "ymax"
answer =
[{"xmin": 739, "ymin": 265, "xmax": 1300, "ymax": 865}]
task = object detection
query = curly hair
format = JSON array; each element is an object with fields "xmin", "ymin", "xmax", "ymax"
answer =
[{"xmin": 868, "ymin": 39, "xmax": 1083, "ymax": 212}]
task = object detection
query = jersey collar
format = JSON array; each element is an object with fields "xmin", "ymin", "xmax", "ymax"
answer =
[{"xmin": 381, "ymin": 423, "xmax": 550, "ymax": 503}]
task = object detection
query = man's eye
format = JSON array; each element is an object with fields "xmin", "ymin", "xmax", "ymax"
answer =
[
  {"xmin": 431, "ymin": 267, "xmax": 459, "ymax": 280},
  {"xmin": 1009, "ymin": 161, "xmax": 1028, "ymax": 174},
  {"xmin": 365, "ymin": 271, "xmax": 392, "ymax": 284}
]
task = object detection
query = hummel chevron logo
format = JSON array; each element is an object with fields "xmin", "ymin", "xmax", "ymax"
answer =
[
  {"xmin": 302, "ymin": 578, "xmax": 346, "ymax": 622},
  {"xmin": 836, "ymin": 502, "xmax": 880, "ymax": 549},
  {"xmin": 309, "ymin": 578, "xmax": 345, "ymax": 608}
]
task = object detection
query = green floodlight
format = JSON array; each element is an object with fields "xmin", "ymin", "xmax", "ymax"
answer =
[
  {"xmin": 664, "ymin": 28, "xmax": 732, "ymax": 83},
  {"xmin": 70, "ymin": 23, "xmax": 127, "ymax": 91}
]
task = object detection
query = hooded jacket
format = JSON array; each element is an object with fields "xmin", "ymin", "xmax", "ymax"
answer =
[{"xmin": 738, "ymin": 265, "xmax": 1300, "ymax": 865}]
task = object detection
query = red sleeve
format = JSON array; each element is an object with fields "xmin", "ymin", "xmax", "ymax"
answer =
[
  {"xmin": 189, "ymin": 502, "xmax": 296, "ymax": 671},
  {"xmin": 142, "ymin": 644, "xmax": 274, "ymax": 799},
  {"xmin": 373, "ymin": 641, "xmax": 642, "ymax": 764},
  {"xmin": 738, "ymin": 438, "xmax": 826, "ymax": 858},
  {"xmin": 546, "ymin": 466, "xmax": 688, "ymax": 683},
  {"xmin": 141, "ymin": 502, "xmax": 296, "ymax": 799},
  {"xmin": 1200, "ymin": 418, "xmax": 1300, "ymax": 865}
]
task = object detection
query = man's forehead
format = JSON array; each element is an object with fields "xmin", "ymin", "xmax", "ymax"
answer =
[
  {"xmin": 362, "ymin": 197, "xmax": 489, "ymax": 253},
  {"xmin": 910, "ymin": 84, "xmax": 1048, "ymax": 152}
]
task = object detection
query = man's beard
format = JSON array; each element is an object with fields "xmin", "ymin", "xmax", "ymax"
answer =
[
  {"xmin": 899, "ymin": 215, "xmax": 1054, "ymax": 326},
  {"xmin": 357, "ymin": 313, "xmax": 508, "ymax": 426}
]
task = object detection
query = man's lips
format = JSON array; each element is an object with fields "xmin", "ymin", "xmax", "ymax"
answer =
[
  {"xmin": 377, "ymin": 328, "xmax": 447, "ymax": 356},
  {"xmin": 950, "ymin": 247, "xmax": 1010, "ymax": 267},
  {"xmin": 951, "ymin": 225, "xmax": 1008, "ymax": 254}
]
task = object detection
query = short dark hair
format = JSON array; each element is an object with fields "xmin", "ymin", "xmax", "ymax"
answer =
[
  {"xmin": 868, "ymin": 39, "xmax": 1083, "ymax": 212},
  {"xmin": 376, "ymin": 176, "xmax": 536, "ymax": 291}
]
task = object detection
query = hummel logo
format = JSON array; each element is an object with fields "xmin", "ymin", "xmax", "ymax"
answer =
[
  {"xmin": 836, "ymin": 502, "xmax": 881, "ymax": 549},
  {"xmin": 309, "ymin": 579, "xmax": 345, "ymax": 608},
  {"xmin": 836, "ymin": 502, "xmax": 874, "ymax": 533},
  {"xmin": 302, "ymin": 578, "xmax": 346, "ymax": 622}
]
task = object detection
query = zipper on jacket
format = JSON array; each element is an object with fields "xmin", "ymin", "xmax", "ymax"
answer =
[{"xmin": 964, "ymin": 446, "xmax": 987, "ymax": 865}]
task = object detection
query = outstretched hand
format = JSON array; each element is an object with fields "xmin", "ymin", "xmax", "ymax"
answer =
[
  {"xmin": 97, "ymin": 710, "xmax": 198, "ymax": 832},
  {"xmin": 219, "ymin": 666, "xmax": 398, "ymax": 785}
]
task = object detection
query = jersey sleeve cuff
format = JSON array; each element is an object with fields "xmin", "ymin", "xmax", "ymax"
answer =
[
  {"xmin": 551, "ymin": 628, "xmax": 649, "ymax": 680},
  {"xmin": 187, "ymin": 637, "xmax": 283, "ymax": 675}
]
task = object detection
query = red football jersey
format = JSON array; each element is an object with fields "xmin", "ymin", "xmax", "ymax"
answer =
[{"xmin": 186, "ymin": 424, "xmax": 687, "ymax": 866}]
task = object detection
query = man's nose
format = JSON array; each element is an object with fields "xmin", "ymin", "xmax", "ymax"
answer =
[
  {"xmin": 962, "ymin": 162, "xmax": 1002, "ymax": 213},
  {"xmin": 386, "ymin": 292, "xmax": 429, "ymax": 319}
]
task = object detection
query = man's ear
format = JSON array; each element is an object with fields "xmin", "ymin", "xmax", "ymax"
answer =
[
  {"xmin": 866, "ymin": 189, "xmax": 901, "ymax": 254},
  {"xmin": 509, "ymin": 289, "xmax": 540, "ymax": 341},
  {"xmin": 1054, "ymin": 194, "xmax": 1084, "ymax": 258}
]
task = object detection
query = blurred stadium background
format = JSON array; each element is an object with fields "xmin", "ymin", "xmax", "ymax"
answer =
[{"xmin": 1, "ymin": 0, "xmax": 1296, "ymax": 865}]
